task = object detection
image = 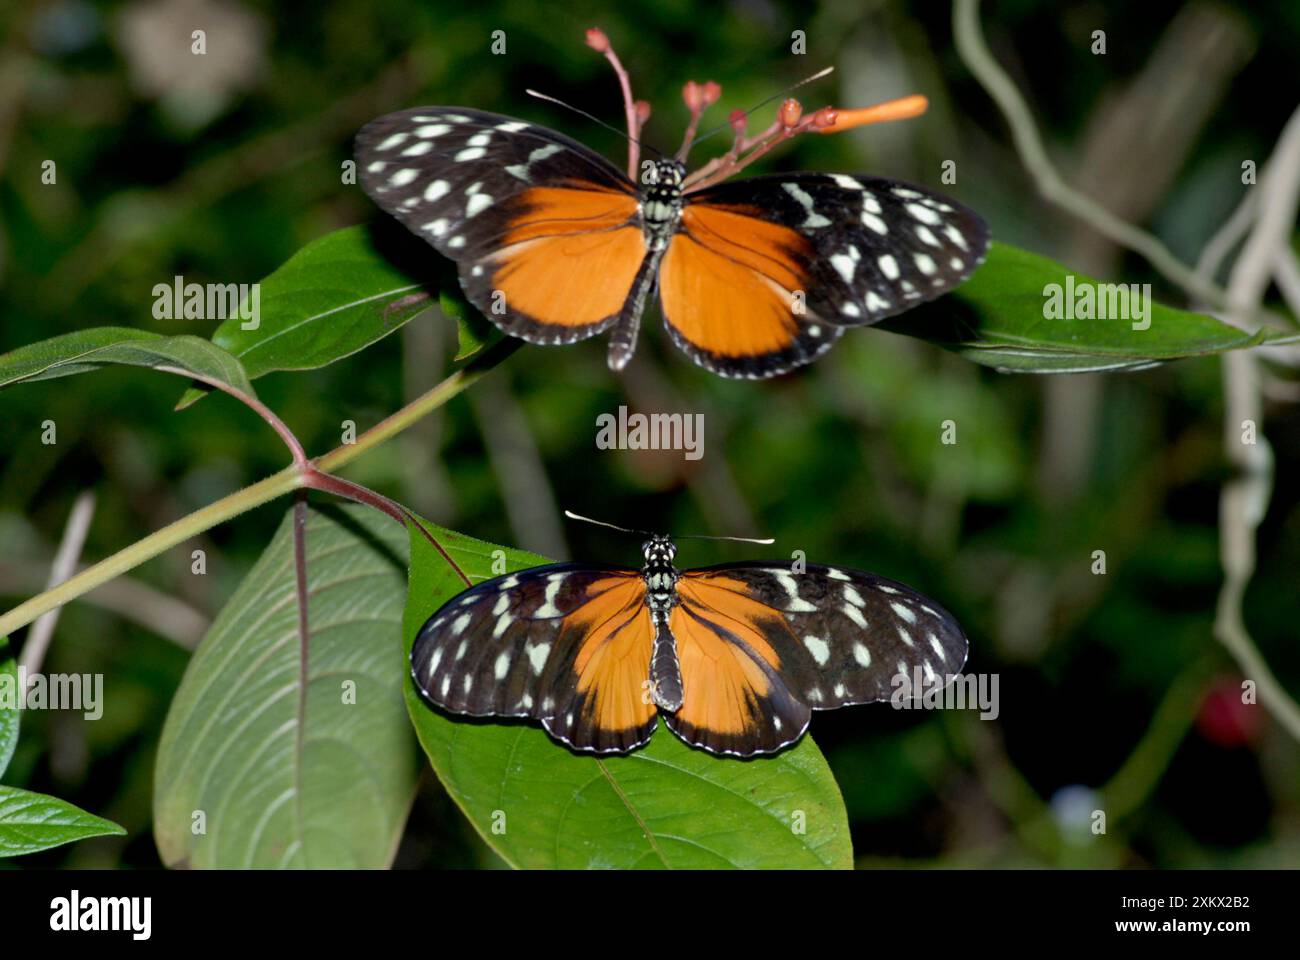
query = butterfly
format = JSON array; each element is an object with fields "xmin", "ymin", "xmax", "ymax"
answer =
[
  {"xmin": 410, "ymin": 534, "xmax": 968, "ymax": 757},
  {"xmin": 354, "ymin": 104, "xmax": 989, "ymax": 379}
]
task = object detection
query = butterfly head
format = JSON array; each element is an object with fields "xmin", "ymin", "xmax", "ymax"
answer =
[
  {"xmin": 641, "ymin": 535, "xmax": 679, "ymax": 602},
  {"xmin": 641, "ymin": 534, "xmax": 677, "ymax": 566},
  {"xmin": 652, "ymin": 159, "xmax": 685, "ymax": 189}
]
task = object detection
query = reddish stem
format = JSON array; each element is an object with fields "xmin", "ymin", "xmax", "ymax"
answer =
[
  {"xmin": 165, "ymin": 366, "xmax": 309, "ymax": 467},
  {"xmin": 588, "ymin": 28, "xmax": 640, "ymax": 179}
]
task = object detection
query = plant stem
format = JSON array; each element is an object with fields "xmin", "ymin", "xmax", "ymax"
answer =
[{"xmin": 0, "ymin": 338, "xmax": 520, "ymax": 639}]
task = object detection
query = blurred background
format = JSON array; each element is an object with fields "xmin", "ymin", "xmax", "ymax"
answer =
[{"xmin": 2, "ymin": 0, "xmax": 1298, "ymax": 868}]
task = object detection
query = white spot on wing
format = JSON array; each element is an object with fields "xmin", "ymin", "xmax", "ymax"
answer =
[
  {"xmin": 782, "ymin": 182, "xmax": 832, "ymax": 228},
  {"xmin": 465, "ymin": 192, "xmax": 493, "ymax": 217},
  {"xmin": 804, "ymin": 635, "xmax": 830, "ymax": 666},
  {"xmin": 906, "ymin": 202, "xmax": 941, "ymax": 225},
  {"xmin": 891, "ymin": 601, "xmax": 917, "ymax": 623}
]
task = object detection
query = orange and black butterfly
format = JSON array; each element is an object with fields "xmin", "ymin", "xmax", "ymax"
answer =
[
  {"xmin": 410, "ymin": 534, "xmax": 968, "ymax": 757},
  {"xmin": 355, "ymin": 104, "xmax": 989, "ymax": 378}
]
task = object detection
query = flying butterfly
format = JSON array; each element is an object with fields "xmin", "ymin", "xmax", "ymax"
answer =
[
  {"xmin": 410, "ymin": 518, "xmax": 969, "ymax": 757},
  {"xmin": 355, "ymin": 29, "xmax": 989, "ymax": 379}
]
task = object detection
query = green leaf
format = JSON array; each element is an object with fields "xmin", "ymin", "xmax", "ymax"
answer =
[
  {"xmin": 882, "ymin": 242, "xmax": 1270, "ymax": 372},
  {"xmin": 0, "ymin": 786, "xmax": 126, "ymax": 857},
  {"xmin": 439, "ymin": 289, "xmax": 500, "ymax": 361},
  {"xmin": 403, "ymin": 518, "xmax": 854, "ymax": 869},
  {"xmin": 202, "ymin": 225, "xmax": 436, "ymax": 380},
  {"xmin": 0, "ymin": 637, "xmax": 17, "ymax": 781},
  {"xmin": 0, "ymin": 328, "xmax": 256, "ymax": 396},
  {"xmin": 154, "ymin": 504, "xmax": 418, "ymax": 868}
]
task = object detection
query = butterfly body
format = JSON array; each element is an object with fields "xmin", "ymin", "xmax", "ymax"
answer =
[
  {"xmin": 356, "ymin": 107, "xmax": 989, "ymax": 378},
  {"xmin": 411, "ymin": 535, "xmax": 969, "ymax": 757}
]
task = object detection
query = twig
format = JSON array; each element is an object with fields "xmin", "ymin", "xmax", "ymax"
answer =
[
  {"xmin": 586, "ymin": 29, "xmax": 641, "ymax": 179},
  {"xmin": 1210, "ymin": 101, "xmax": 1300, "ymax": 742},
  {"xmin": 1100, "ymin": 664, "xmax": 1210, "ymax": 820},
  {"xmin": 952, "ymin": 0, "xmax": 1226, "ymax": 308},
  {"xmin": 157, "ymin": 367, "xmax": 308, "ymax": 466},
  {"xmin": 0, "ymin": 561, "xmax": 208, "ymax": 649},
  {"xmin": 0, "ymin": 339, "xmax": 521, "ymax": 639},
  {"xmin": 467, "ymin": 373, "xmax": 569, "ymax": 559},
  {"xmin": 17, "ymin": 492, "xmax": 97, "ymax": 681}
]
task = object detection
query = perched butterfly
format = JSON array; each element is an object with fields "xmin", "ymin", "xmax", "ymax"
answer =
[
  {"xmin": 355, "ymin": 36, "xmax": 989, "ymax": 379},
  {"xmin": 410, "ymin": 533, "xmax": 968, "ymax": 757}
]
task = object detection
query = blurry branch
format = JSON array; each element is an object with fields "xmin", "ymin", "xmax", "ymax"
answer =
[
  {"xmin": 1210, "ymin": 102, "xmax": 1300, "ymax": 743},
  {"xmin": 955, "ymin": 0, "xmax": 1300, "ymax": 744},
  {"xmin": 1039, "ymin": 3, "xmax": 1251, "ymax": 502},
  {"xmin": 0, "ymin": 560, "xmax": 207, "ymax": 648},
  {"xmin": 17, "ymin": 492, "xmax": 96, "ymax": 680},
  {"xmin": 621, "ymin": 356, "xmax": 762, "ymax": 538},
  {"xmin": 400, "ymin": 311, "xmax": 457, "ymax": 522},
  {"xmin": 467, "ymin": 373, "xmax": 569, "ymax": 560},
  {"xmin": 1100, "ymin": 664, "xmax": 1210, "ymax": 820},
  {"xmin": 945, "ymin": 713, "xmax": 1061, "ymax": 861},
  {"xmin": 952, "ymin": 0, "xmax": 1226, "ymax": 308}
]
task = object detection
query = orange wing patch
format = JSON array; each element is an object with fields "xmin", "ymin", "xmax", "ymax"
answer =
[
  {"xmin": 489, "ymin": 187, "xmax": 645, "ymax": 329},
  {"xmin": 659, "ymin": 203, "xmax": 816, "ymax": 361},
  {"xmin": 561, "ymin": 577, "xmax": 656, "ymax": 739},
  {"xmin": 667, "ymin": 574, "xmax": 811, "ymax": 755},
  {"xmin": 668, "ymin": 604, "xmax": 773, "ymax": 738}
]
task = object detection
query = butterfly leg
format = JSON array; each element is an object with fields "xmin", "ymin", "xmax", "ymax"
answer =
[{"xmin": 649, "ymin": 611, "xmax": 684, "ymax": 711}]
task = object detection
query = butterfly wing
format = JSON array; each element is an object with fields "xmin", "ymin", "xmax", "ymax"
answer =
[
  {"xmin": 666, "ymin": 562, "xmax": 968, "ymax": 755},
  {"xmin": 659, "ymin": 173, "xmax": 989, "ymax": 377},
  {"xmin": 410, "ymin": 563, "xmax": 658, "ymax": 753},
  {"xmin": 356, "ymin": 107, "xmax": 647, "ymax": 347},
  {"xmin": 665, "ymin": 599, "xmax": 812, "ymax": 756}
]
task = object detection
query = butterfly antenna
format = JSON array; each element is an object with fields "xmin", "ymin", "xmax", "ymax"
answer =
[
  {"xmin": 563, "ymin": 510, "xmax": 654, "ymax": 537},
  {"xmin": 674, "ymin": 532, "xmax": 776, "ymax": 545},
  {"xmin": 525, "ymin": 89, "xmax": 665, "ymax": 159},
  {"xmin": 688, "ymin": 65, "xmax": 835, "ymax": 151}
]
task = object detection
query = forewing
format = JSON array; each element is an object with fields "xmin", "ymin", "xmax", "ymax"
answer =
[
  {"xmin": 683, "ymin": 173, "xmax": 989, "ymax": 331},
  {"xmin": 411, "ymin": 563, "xmax": 658, "ymax": 753},
  {"xmin": 676, "ymin": 562, "xmax": 968, "ymax": 711},
  {"xmin": 356, "ymin": 107, "xmax": 646, "ymax": 345}
]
